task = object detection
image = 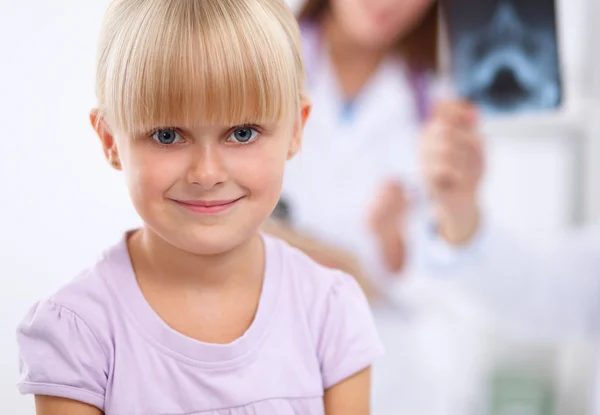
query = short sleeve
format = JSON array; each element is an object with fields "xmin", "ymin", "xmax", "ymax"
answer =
[
  {"xmin": 318, "ymin": 273, "xmax": 384, "ymax": 389},
  {"xmin": 16, "ymin": 300, "xmax": 108, "ymax": 410}
]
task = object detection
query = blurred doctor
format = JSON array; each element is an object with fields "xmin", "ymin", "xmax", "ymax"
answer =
[{"xmin": 266, "ymin": 0, "xmax": 484, "ymax": 298}]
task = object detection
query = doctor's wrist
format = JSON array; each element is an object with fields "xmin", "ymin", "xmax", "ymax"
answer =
[{"xmin": 436, "ymin": 204, "xmax": 480, "ymax": 246}]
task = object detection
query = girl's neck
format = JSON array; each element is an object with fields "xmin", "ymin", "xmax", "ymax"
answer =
[
  {"xmin": 128, "ymin": 227, "xmax": 264, "ymax": 294},
  {"xmin": 321, "ymin": 13, "xmax": 389, "ymax": 100}
]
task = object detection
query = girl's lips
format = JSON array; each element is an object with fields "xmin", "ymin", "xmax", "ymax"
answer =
[{"xmin": 173, "ymin": 197, "xmax": 244, "ymax": 214}]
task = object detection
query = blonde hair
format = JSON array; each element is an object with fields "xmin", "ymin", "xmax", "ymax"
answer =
[{"xmin": 95, "ymin": 0, "xmax": 306, "ymax": 134}]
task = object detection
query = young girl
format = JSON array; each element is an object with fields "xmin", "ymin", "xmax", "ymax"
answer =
[{"xmin": 16, "ymin": 1, "xmax": 383, "ymax": 414}]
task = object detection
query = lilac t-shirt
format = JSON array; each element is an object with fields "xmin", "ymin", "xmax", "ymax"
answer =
[{"xmin": 17, "ymin": 234, "xmax": 383, "ymax": 414}]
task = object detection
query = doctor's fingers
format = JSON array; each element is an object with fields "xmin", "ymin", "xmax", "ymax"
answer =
[
  {"xmin": 422, "ymin": 141, "xmax": 482, "ymax": 182},
  {"xmin": 423, "ymin": 119, "xmax": 481, "ymax": 147},
  {"xmin": 424, "ymin": 161, "xmax": 465, "ymax": 193},
  {"xmin": 432, "ymin": 100, "xmax": 479, "ymax": 127},
  {"xmin": 379, "ymin": 180, "xmax": 406, "ymax": 200},
  {"xmin": 423, "ymin": 127, "xmax": 480, "ymax": 163},
  {"xmin": 423, "ymin": 141, "xmax": 480, "ymax": 170},
  {"xmin": 372, "ymin": 182, "xmax": 407, "ymax": 213}
]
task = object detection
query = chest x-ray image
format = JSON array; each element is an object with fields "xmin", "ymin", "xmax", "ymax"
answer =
[{"xmin": 442, "ymin": 0, "xmax": 562, "ymax": 114}]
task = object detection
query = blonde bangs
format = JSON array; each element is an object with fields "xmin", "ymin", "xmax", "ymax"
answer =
[{"xmin": 96, "ymin": 0, "xmax": 305, "ymax": 134}]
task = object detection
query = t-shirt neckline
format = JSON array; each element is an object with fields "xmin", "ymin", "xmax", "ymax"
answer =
[{"xmin": 103, "ymin": 231, "xmax": 282, "ymax": 365}]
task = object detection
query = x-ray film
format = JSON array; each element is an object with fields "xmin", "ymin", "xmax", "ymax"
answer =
[{"xmin": 442, "ymin": 0, "xmax": 562, "ymax": 114}]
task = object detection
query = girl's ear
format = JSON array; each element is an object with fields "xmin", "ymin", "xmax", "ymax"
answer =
[
  {"xmin": 288, "ymin": 98, "xmax": 312, "ymax": 160},
  {"xmin": 90, "ymin": 109, "xmax": 121, "ymax": 170}
]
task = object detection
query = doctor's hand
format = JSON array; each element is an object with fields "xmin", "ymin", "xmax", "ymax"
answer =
[
  {"xmin": 421, "ymin": 100, "xmax": 485, "ymax": 245},
  {"xmin": 367, "ymin": 180, "xmax": 408, "ymax": 274}
]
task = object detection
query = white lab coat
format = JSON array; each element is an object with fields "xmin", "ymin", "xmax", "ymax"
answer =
[
  {"xmin": 282, "ymin": 22, "xmax": 429, "ymax": 286},
  {"xmin": 284, "ymin": 23, "xmax": 494, "ymax": 415}
]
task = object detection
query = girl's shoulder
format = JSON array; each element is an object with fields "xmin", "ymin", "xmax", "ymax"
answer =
[
  {"xmin": 265, "ymin": 235, "xmax": 384, "ymax": 388},
  {"xmin": 15, "ymin": 237, "xmax": 128, "ymax": 409},
  {"xmin": 17, "ymin": 236, "xmax": 129, "ymax": 360},
  {"xmin": 265, "ymin": 234, "xmax": 375, "ymax": 331},
  {"xmin": 265, "ymin": 233, "xmax": 360, "ymax": 299}
]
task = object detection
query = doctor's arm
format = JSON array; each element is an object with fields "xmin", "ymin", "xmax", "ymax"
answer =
[
  {"xmin": 366, "ymin": 100, "xmax": 481, "ymax": 276},
  {"xmin": 417, "ymin": 101, "xmax": 600, "ymax": 335},
  {"xmin": 417, "ymin": 217, "xmax": 600, "ymax": 335},
  {"xmin": 262, "ymin": 218, "xmax": 378, "ymax": 299}
]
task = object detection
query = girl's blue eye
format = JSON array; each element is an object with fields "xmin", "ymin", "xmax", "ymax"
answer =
[
  {"xmin": 152, "ymin": 128, "xmax": 182, "ymax": 145},
  {"xmin": 229, "ymin": 127, "xmax": 259, "ymax": 144}
]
